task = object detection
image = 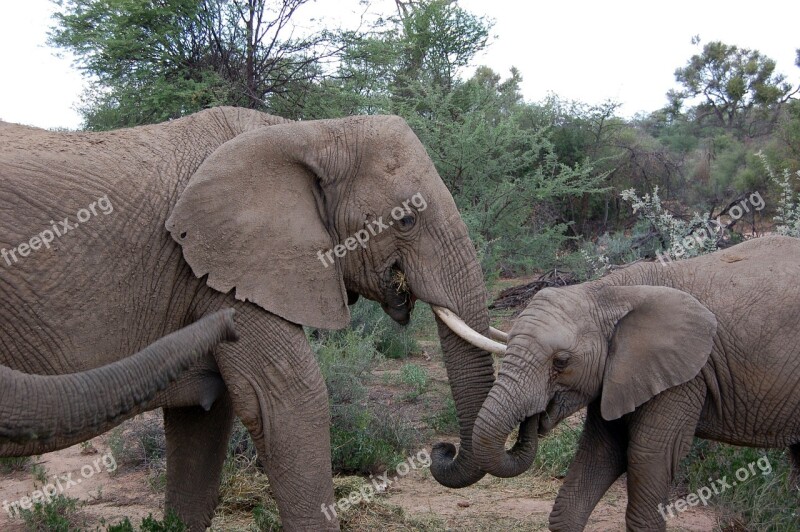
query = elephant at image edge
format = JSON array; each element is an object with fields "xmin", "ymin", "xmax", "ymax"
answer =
[
  {"xmin": 471, "ymin": 236, "xmax": 800, "ymax": 531},
  {"xmin": 0, "ymin": 107, "xmax": 499, "ymax": 530}
]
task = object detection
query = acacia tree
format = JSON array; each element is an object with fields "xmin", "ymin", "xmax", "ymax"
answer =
[
  {"xmin": 50, "ymin": 0, "xmax": 343, "ymax": 129},
  {"xmin": 668, "ymin": 40, "xmax": 798, "ymax": 138}
]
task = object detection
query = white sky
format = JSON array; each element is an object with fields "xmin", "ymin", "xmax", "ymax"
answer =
[{"xmin": 1, "ymin": 0, "xmax": 798, "ymax": 129}]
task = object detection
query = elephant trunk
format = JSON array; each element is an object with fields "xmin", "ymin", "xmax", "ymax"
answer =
[
  {"xmin": 472, "ymin": 357, "xmax": 540, "ymax": 478},
  {"xmin": 0, "ymin": 309, "xmax": 237, "ymax": 445},
  {"xmin": 424, "ymin": 248, "xmax": 496, "ymax": 489}
]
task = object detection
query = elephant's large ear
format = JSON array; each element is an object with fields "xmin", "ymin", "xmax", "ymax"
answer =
[
  {"xmin": 166, "ymin": 123, "xmax": 350, "ymax": 330},
  {"xmin": 599, "ymin": 285, "xmax": 716, "ymax": 420}
]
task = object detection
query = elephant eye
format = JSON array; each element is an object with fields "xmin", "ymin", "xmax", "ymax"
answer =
[
  {"xmin": 396, "ymin": 213, "xmax": 416, "ymax": 231},
  {"xmin": 553, "ymin": 355, "xmax": 569, "ymax": 370}
]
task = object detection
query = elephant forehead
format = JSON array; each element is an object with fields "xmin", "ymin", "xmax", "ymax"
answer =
[{"xmin": 511, "ymin": 315, "xmax": 576, "ymax": 353}]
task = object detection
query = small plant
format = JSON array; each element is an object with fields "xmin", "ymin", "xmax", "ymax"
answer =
[
  {"xmin": 428, "ymin": 395, "xmax": 459, "ymax": 434},
  {"xmin": 252, "ymin": 503, "xmax": 282, "ymax": 531},
  {"xmin": 757, "ymin": 151, "xmax": 800, "ymax": 237},
  {"xmin": 107, "ymin": 510, "xmax": 188, "ymax": 531},
  {"xmin": 18, "ymin": 494, "xmax": 82, "ymax": 531},
  {"xmin": 80, "ymin": 440, "xmax": 98, "ymax": 455},
  {"xmin": 532, "ymin": 419, "xmax": 583, "ymax": 478},
  {"xmin": 31, "ymin": 462, "xmax": 48, "ymax": 484},
  {"xmin": 0, "ymin": 456, "xmax": 33, "ymax": 473},
  {"xmin": 678, "ymin": 440, "xmax": 800, "ymax": 530},
  {"xmin": 346, "ymin": 298, "xmax": 425, "ymax": 360},
  {"xmin": 400, "ymin": 363, "xmax": 429, "ymax": 399}
]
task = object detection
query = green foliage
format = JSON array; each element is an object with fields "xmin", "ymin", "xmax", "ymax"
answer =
[
  {"xmin": 758, "ymin": 151, "xmax": 800, "ymax": 237},
  {"xmin": 347, "ymin": 299, "xmax": 428, "ymax": 360},
  {"xmin": 310, "ymin": 306, "xmax": 419, "ymax": 474},
  {"xmin": 31, "ymin": 462, "xmax": 49, "ymax": 484},
  {"xmin": 18, "ymin": 494, "xmax": 82, "ymax": 531},
  {"xmin": 108, "ymin": 417, "xmax": 166, "ymax": 472},
  {"xmin": 397, "ymin": 70, "xmax": 608, "ymax": 274},
  {"xmin": 428, "ymin": 395, "xmax": 459, "ymax": 434},
  {"xmin": 252, "ymin": 503, "xmax": 282, "ymax": 531},
  {"xmin": 532, "ymin": 422, "xmax": 582, "ymax": 478},
  {"xmin": 0, "ymin": 455, "xmax": 33, "ymax": 473},
  {"xmin": 679, "ymin": 441, "xmax": 799, "ymax": 530},
  {"xmin": 393, "ymin": 0, "xmax": 491, "ymax": 91},
  {"xmin": 621, "ymin": 186, "xmax": 720, "ymax": 260},
  {"xmin": 669, "ymin": 39, "xmax": 798, "ymax": 138},
  {"xmin": 107, "ymin": 511, "xmax": 188, "ymax": 532},
  {"xmin": 50, "ymin": 0, "xmax": 342, "ymax": 129},
  {"xmin": 400, "ymin": 363, "xmax": 429, "ymax": 399}
]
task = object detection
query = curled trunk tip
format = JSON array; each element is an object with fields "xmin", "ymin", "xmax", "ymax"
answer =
[{"xmin": 430, "ymin": 442, "xmax": 485, "ymax": 488}]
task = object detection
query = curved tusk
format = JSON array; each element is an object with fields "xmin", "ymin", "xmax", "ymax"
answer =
[
  {"xmin": 489, "ymin": 326, "xmax": 509, "ymax": 343},
  {"xmin": 431, "ymin": 305, "xmax": 507, "ymax": 355}
]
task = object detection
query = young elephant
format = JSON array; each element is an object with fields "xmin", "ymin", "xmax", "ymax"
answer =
[{"xmin": 472, "ymin": 235, "xmax": 800, "ymax": 531}]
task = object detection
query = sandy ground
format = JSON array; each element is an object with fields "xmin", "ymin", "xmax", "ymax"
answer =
[{"xmin": 0, "ymin": 436, "xmax": 718, "ymax": 531}]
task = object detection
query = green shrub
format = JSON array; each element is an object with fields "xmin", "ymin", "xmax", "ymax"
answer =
[
  {"xmin": 621, "ymin": 186, "xmax": 720, "ymax": 258},
  {"xmin": 0, "ymin": 456, "xmax": 33, "ymax": 473},
  {"xmin": 428, "ymin": 395, "xmax": 459, "ymax": 434},
  {"xmin": 310, "ymin": 313, "xmax": 419, "ymax": 475},
  {"xmin": 107, "ymin": 511, "xmax": 188, "ymax": 531},
  {"xmin": 758, "ymin": 151, "xmax": 800, "ymax": 237},
  {"xmin": 678, "ymin": 440, "xmax": 799, "ymax": 530},
  {"xmin": 18, "ymin": 494, "xmax": 82, "ymax": 531},
  {"xmin": 348, "ymin": 298, "xmax": 426, "ymax": 359},
  {"xmin": 532, "ymin": 421, "xmax": 582, "ymax": 478},
  {"xmin": 252, "ymin": 503, "xmax": 282, "ymax": 531},
  {"xmin": 400, "ymin": 363, "xmax": 429, "ymax": 399}
]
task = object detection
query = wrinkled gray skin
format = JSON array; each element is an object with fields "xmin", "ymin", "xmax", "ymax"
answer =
[
  {"xmin": 1, "ymin": 309, "xmax": 237, "ymax": 445},
  {"xmin": 473, "ymin": 236, "xmax": 800, "ymax": 531},
  {"xmin": 0, "ymin": 108, "xmax": 494, "ymax": 530}
]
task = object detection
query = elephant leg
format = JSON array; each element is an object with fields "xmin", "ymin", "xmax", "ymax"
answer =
[
  {"xmin": 214, "ymin": 309, "xmax": 338, "ymax": 531},
  {"xmin": 623, "ymin": 382, "xmax": 705, "ymax": 532},
  {"xmin": 549, "ymin": 402, "xmax": 627, "ymax": 531},
  {"xmin": 164, "ymin": 390, "xmax": 235, "ymax": 531}
]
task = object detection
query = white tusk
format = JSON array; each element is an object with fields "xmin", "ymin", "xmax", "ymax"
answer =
[
  {"xmin": 431, "ymin": 305, "xmax": 507, "ymax": 355},
  {"xmin": 489, "ymin": 326, "xmax": 509, "ymax": 343}
]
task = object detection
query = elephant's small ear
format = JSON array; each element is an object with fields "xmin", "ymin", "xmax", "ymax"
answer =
[
  {"xmin": 166, "ymin": 123, "xmax": 350, "ymax": 330},
  {"xmin": 599, "ymin": 285, "xmax": 716, "ymax": 421}
]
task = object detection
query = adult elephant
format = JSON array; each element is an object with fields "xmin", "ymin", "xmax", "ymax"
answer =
[
  {"xmin": 472, "ymin": 236, "xmax": 800, "ymax": 531},
  {"xmin": 0, "ymin": 108, "xmax": 501, "ymax": 530}
]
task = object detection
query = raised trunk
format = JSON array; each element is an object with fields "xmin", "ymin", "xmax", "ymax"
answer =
[
  {"xmin": 0, "ymin": 309, "xmax": 237, "ymax": 446},
  {"xmin": 472, "ymin": 359, "xmax": 540, "ymax": 477}
]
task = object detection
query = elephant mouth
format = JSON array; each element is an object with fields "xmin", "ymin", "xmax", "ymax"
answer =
[{"xmin": 381, "ymin": 262, "xmax": 416, "ymax": 325}]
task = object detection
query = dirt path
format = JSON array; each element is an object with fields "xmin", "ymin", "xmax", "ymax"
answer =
[
  {"xmin": 384, "ymin": 465, "xmax": 716, "ymax": 531},
  {"xmin": 1, "ymin": 441, "xmax": 718, "ymax": 531},
  {"xmin": 0, "ymin": 437, "xmax": 161, "ymax": 531}
]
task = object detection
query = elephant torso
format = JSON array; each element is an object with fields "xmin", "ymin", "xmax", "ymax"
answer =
[
  {"xmin": 0, "ymin": 108, "xmax": 284, "ymax": 375},
  {"xmin": 604, "ymin": 236, "xmax": 800, "ymax": 447}
]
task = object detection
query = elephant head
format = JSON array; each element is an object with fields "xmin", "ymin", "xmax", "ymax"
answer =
[
  {"xmin": 472, "ymin": 284, "xmax": 717, "ymax": 478},
  {"xmin": 1, "ymin": 309, "xmax": 237, "ymax": 446},
  {"xmin": 165, "ymin": 115, "xmax": 503, "ymax": 487}
]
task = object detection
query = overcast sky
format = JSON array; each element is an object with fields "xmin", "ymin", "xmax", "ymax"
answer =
[{"xmin": 1, "ymin": 0, "xmax": 798, "ymax": 129}]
